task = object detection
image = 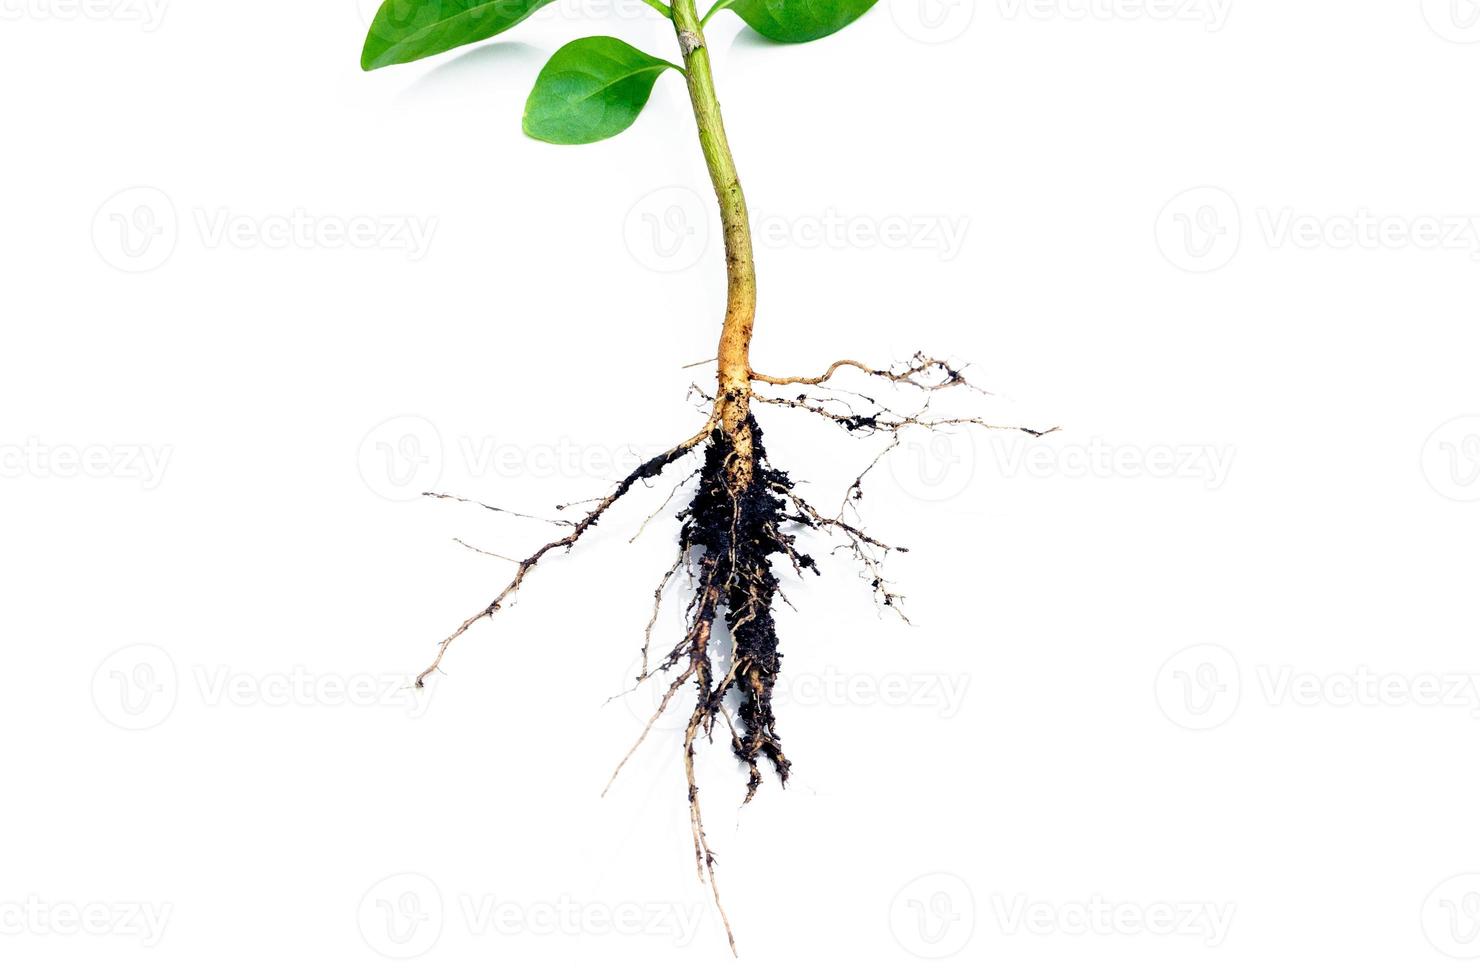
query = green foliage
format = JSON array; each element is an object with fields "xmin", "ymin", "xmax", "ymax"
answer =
[
  {"xmin": 726, "ymin": 0, "xmax": 878, "ymax": 43},
  {"xmin": 523, "ymin": 37, "xmax": 679, "ymax": 144},
  {"xmin": 359, "ymin": 0, "xmax": 879, "ymax": 145},
  {"xmin": 361, "ymin": 0, "xmax": 556, "ymax": 71}
]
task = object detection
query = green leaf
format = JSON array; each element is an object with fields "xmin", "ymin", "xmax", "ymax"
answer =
[
  {"xmin": 727, "ymin": 0, "xmax": 878, "ymax": 43},
  {"xmin": 361, "ymin": 0, "xmax": 556, "ymax": 71},
  {"xmin": 522, "ymin": 37, "xmax": 679, "ymax": 145}
]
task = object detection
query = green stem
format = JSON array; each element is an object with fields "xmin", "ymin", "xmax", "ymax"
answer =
[
  {"xmin": 639, "ymin": 0, "xmax": 674, "ymax": 18},
  {"xmin": 669, "ymin": 0, "xmax": 757, "ymax": 406}
]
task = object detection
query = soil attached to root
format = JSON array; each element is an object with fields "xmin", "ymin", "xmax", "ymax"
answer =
[{"xmin": 416, "ymin": 354, "xmax": 1053, "ymax": 954}]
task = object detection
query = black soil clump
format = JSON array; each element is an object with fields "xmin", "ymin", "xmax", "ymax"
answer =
[{"xmin": 677, "ymin": 415, "xmax": 806, "ymax": 801}]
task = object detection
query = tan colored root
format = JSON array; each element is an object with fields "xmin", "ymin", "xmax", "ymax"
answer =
[
  {"xmin": 601, "ymin": 662, "xmax": 696, "ymax": 798},
  {"xmin": 751, "ymin": 352, "xmax": 984, "ymax": 392},
  {"xmin": 629, "ymin": 470, "xmax": 700, "ymax": 545},
  {"xmin": 685, "ymin": 704, "xmax": 737, "ymax": 957},
  {"xmin": 773, "ymin": 481, "xmax": 912, "ymax": 622},
  {"xmin": 637, "ymin": 551, "xmax": 687, "ymax": 678}
]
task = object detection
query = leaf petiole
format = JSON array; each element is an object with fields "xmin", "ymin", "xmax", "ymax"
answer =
[
  {"xmin": 699, "ymin": 0, "xmax": 735, "ymax": 28},
  {"xmin": 641, "ymin": 0, "xmax": 675, "ymax": 17}
]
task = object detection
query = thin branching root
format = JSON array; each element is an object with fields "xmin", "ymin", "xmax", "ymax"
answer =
[
  {"xmin": 417, "ymin": 353, "xmax": 1052, "ymax": 955},
  {"xmin": 358, "ymin": 0, "xmax": 1039, "ymax": 953},
  {"xmin": 413, "ymin": 425, "xmax": 713, "ymax": 689}
]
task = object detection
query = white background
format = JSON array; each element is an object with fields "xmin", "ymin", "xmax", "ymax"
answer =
[{"xmin": 3, "ymin": 0, "xmax": 1480, "ymax": 975}]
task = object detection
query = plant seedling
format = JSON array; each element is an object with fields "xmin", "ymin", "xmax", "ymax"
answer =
[{"xmin": 361, "ymin": 0, "xmax": 1051, "ymax": 953}]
